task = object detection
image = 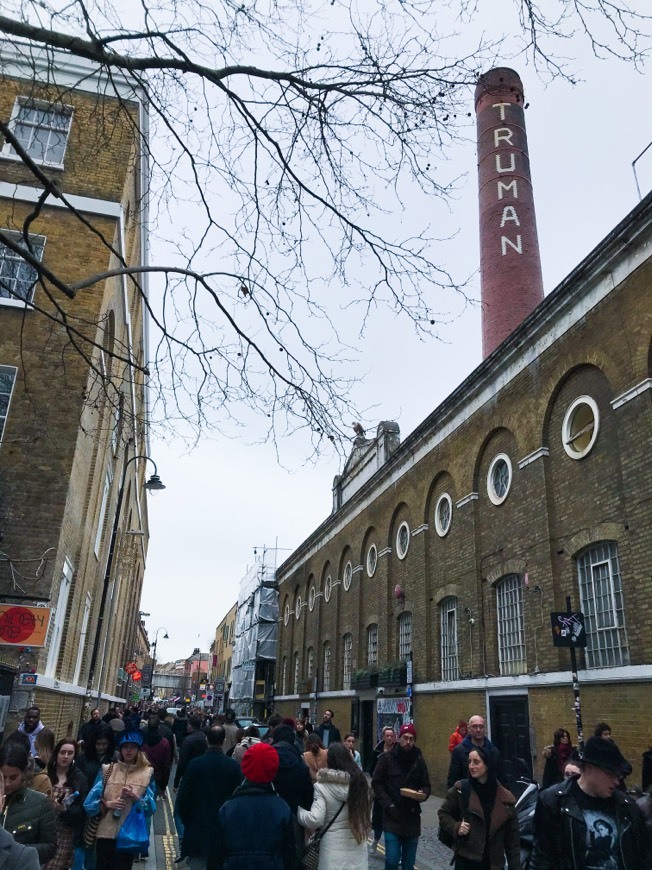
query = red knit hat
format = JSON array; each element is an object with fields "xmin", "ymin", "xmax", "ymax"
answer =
[
  {"xmin": 241, "ymin": 741, "xmax": 280, "ymax": 784},
  {"xmin": 399, "ymin": 723, "xmax": 417, "ymax": 738}
]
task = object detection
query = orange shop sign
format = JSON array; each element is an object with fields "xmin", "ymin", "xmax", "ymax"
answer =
[{"xmin": 0, "ymin": 605, "xmax": 51, "ymax": 647}]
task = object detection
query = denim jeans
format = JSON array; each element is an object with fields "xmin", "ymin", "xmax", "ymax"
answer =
[
  {"xmin": 72, "ymin": 846, "xmax": 96, "ymax": 870},
  {"xmin": 383, "ymin": 831, "xmax": 419, "ymax": 870}
]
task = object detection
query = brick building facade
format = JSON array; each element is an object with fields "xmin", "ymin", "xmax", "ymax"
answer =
[
  {"xmin": 0, "ymin": 42, "xmax": 151, "ymax": 736},
  {"xmin": 275, "ymin": 178, "xmax": 652, "ymax": 792}
]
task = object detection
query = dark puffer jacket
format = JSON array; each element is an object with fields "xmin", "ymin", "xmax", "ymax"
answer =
[
  {"xmin": 209, "ymin": 781, "xmax": 295, "ymax": 870},
  {"xmin": 372, "ymin": 744, "xmax": 431, "ymax": 838},
  {"xmin": 438, "ymin": 779, "xmax": 520, "ymax": 870},
  {"xmin": 1, "ymin": 787, "xmax": 57, "ymax": 863},
  {"xmin": 0, "ymin": 826, "xmax": 39, "ymax": 869},
  {"xmin": 530, "ymin": 776, "xmax": 651, "ymax": 870},
  {"xmin": 271, "ymin": 740, "xmax": 314, "ymax": 815}
]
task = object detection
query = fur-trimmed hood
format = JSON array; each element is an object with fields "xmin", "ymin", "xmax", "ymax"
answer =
[{"xmin": 316, "ymin": 768, "xmax": 351, "ymax": 786}]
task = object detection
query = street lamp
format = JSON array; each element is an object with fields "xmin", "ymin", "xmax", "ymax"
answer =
[
  {"xmin": 150, "ymin": 627, "xmax": 170, "ymax": 701},
  {"xmin": 85, "ymin": 453, "xmax": 166, "ymax": 709}
]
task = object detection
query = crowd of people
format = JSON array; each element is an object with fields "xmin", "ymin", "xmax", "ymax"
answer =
[{"xmin": 1, "ymin": 702, "xmax": 651, "ymax": 870}]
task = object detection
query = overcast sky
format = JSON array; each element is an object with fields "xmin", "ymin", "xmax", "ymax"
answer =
[{"xmin": 139, "ymin": 6, "xmax": 652, "ymax": 661}]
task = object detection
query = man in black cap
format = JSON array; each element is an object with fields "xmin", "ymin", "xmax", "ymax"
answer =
[{"xmin": 530, "ymin": 736, "xmax": 650, "ymax": 870}]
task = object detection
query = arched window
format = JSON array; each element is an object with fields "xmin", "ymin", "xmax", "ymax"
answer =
[
  {"xmin": 367, "ymin": 624, "xmax": 378, "ymax": 667},
  {"xmin": 322, "ymin": 642, "xmax": 331, "ymax": 692},
  {"xmin": 578, "ymin": 542, "xmax": 629, "ymax": 668},
  {"xmin": 440, "ymin": 596, "xmax": 459, "ymax": 681},
  {"xmin": 293, "ymin": 652, "xmax": 300, "ymax": 694},
  {"xmin": 306, "ymin": 647, "xmax": 314, "ymax": 680},
  {"xmin": 398, "ymin": 612, "xmax": 412, "ymax": 660},
  {"xmin": 496, "ymin": 575, "xmax": 526, "ymax": 675},
  {"xmin": 342, "ymin": 633, "xmax": 353, "ymax": 689}
]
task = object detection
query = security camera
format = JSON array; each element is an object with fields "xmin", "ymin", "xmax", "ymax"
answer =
[{"xmin": 377, "ymin": 687, "xmax": 386, "ymax": 695}]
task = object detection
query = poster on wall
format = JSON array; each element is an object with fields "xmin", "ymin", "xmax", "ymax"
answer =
[
  {"xmin": 377, "ymin": 696, "xmax": 411, "ymax": 743},
  {"xmin": 0, "ymin": 605, "xmax": 51, "ymax": 647}
]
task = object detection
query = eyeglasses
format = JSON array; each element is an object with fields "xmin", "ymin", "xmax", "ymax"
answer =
[{"xmin": 469, "ymin": 724, "xmax": 485, "ymax": 729}]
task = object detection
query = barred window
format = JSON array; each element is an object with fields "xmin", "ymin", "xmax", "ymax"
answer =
[
  {"xmin": 306, "ymin": 647, "xmax": 314, "ymax": 679},
  {"xmin": 342, "ymin": 633, "xmax": 353, "ymax": 689},
  {"xmin": 398, "ymin": 611, "xmax": 412, "ymax": 659},
  {"xmin": 496, "ymin": 574, "xmax": 526, "ymax": 675},
  {"xmin": 367, "ymin": 623, "xmax": 378, "ymax": 667},
  {"xmin": 440, "ymin": 596, "xmax": 459, "ymax": 681},
  {"xmin": 323, "ymin": 642, "xmax": 331, "ymax": 692},
  {"xmin": 0, "ymin": 367, "xmax": 17, "ymax": 442},
  {"xmin": 293, "ymin": 652, "xmax": 300, "ymax": 694},
  {"xmin": 0, "ymin": 231, "xmax": 45, "ymax": 304},
  {"xmin": 578, "ymin": 542, "xmax": 629, "ymax": 668}
]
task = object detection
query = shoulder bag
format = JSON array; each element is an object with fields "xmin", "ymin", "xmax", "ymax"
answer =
[
  {"xmin": 82, "ymin": 762, "xmax": 114, "ymax": 848},
  {"xmin": 438, "ymin": 779, "xmax": 470, "ymax": 849},
  {"xmin": 302, "ymin": 800, "xmax": 346, "ymax": 870}
]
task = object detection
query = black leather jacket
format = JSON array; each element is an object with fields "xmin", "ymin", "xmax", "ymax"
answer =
[{"xmin": 530, "ymin": 776, "xmax": 651, "ymax": 870}]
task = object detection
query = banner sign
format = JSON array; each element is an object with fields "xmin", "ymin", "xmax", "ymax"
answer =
[
  {"xmin": 0, "ymin": 606, "xmax": 51, "ymax": 647},
  {"xmin": 550, "ymin": 611, "xmax": 587, "ymax": 647}
]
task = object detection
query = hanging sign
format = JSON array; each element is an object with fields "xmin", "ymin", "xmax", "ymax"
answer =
[
  {"xmin": 0, "ymin": 606, "xmax": 51, "ymax": 647},
  {"xmin": 550, "ymin": 611, "xmax": 587, "ymax": 647}
]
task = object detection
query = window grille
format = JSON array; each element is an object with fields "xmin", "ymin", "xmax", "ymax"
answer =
[
  {"xmin": 4, "ymin": 99, "xmax": 72, "ymax": 165},
  {"xmin": 578, "ymin": 542, "xmax": 629, "ymax": 668},
  {"xmin": 398, "ymin": 611, "xmax": 412, "ymax": 659},
  {"xmin": 0, "ymin": 232, "xmax": 45, "ymax": 303},
  {"xmin": 496, "ymin": 574, "xmax": 527, "ymax": 675},
  {"xmin": 306, "ymin": 647, "xmax": 314, "ymax": 679},
  {"xmin": 440, "ymin": 597, "xmax": 459, "ymax": 680},
  {"xmin": 0, "ymin": 367, "xmax": 17, "ymax": 441},
  {"xmin": 293, "ymin": 652, "xmax": 300, "ymax": 694},
  {"xmin": 367, "ymin": 624, "xmax": 378, "ymax": 666},
  {"xmin": 323, "ymin": 642, "xmax": 331, "ymax": 692},
  {"xmin": 342, "ymin": 633, "xmax": 353, "ymax": 689}
]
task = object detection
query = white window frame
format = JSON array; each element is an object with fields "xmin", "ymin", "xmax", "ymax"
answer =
[
  {"xmin": 487, "ymin": 453, "xmax": 512, "ymax": 505},
  {"xmin": 94, "ymin": 465, "xmax": 113, "ymax": 557},
  {"xmin": 434, "ymin": 493, "xmax": 453, "ymax": 537},
  {"xmin": 72, "ymin": 592, "xmax": 92, "ymax": 685},
  {"xmin": 0, "ymin": 366, "xmax": 17, "ymax": 442},
  {"xmin": 2, "ymin": 98, "xmax": 73, "ymax": 168},
  {"xmin": 398, "ymin": 611, "xmax": 412, "ymax": 659},
  {"xmin": 342, "ymin": 561, "xmax": 353, "ymax": 591},
  {"xmin": 578, "ymin": 542, "xmax": 629, "ymax": 668},
  {"xmin": 440, "ymin": 596, "xmax": 459, "ymax": 681},
  {"xmin": 306, "ymin": 646, "xmax": 314, "ymax": 679},
  {"xmin": 366, "ymin": 544, "xmax": 378, "ymax": 577},
  {"xmin": 342, "ymin": 633, "xmax": 353, "ymax": 689},
  {"xmin": 293, "ymin": 652, "xmax": 300, "ymax": 694},
  {"xmin": 562, "ymin": 395, "xmax": 600, "ymax": 459},
  {"xmin": 367, "ymin": 624, "xmax": 378, "ymax": 667},
  {"xmin": 322, "ymin": 642, "xmax": 331, "ymax": 692},
  {"xmin": 396, "ymin": 521, "xmax": 410, "ymax": 560},
  {"xmin": 0, "ymin": 231, "xmax": 45, "ymax": 307},
  {"xmin": 496, "ymin": 574, "xmax": 527, "ymax": 675},
  {"xmin": 45, "ymin": 558, "xmax": 73, "ymax": 677}
]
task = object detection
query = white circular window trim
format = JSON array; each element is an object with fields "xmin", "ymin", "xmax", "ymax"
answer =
[
  {"xmin": 295, "ymin": 595, "xmax": 302, "ymax": 619},
  {"xmin": 366, "ymin": 544, "xmax": 378, "ymax": 577},
  {"xmin": 434, "ymin": 493, "xmax": 453, "ymax": 537},
  {"xmin": 562, "ymin": 395, "xmax": 600, "ymax": 459},
  {"xmin": 487, "ymin": 453, "xmax": 512, "ymax": 505},
  {"xmin": 324, "ymin": 575, "xmax": 333, "ymax": 602},
  {"xmin": 283, "ymin": 603, "xmax": 290, "ymax": 626},
  {"xmin": 342, "ymin": 561, "xmax": 353, "ymax": 591},
  {"xmin": 308, "ymin": 585, "xmax": 316, "ymax": 611},
  {"xmin": 396, "ymin": 521, "xmax": 411, "ymax": 560}
]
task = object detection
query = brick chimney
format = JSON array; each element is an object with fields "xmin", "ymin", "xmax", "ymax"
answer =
[{"xmin": 475, "ymin": 68, "xmax": 544, "ymax": 358}]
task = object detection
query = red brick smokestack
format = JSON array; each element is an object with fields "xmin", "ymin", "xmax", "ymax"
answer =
[{"xmin": 475, "ymin": 68, "xmax": 544, "ymax": 358}]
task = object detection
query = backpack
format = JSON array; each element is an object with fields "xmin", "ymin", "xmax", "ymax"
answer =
[{"xmin": 438, "ymin": 779, "xmax": 470, "ymax": 849}]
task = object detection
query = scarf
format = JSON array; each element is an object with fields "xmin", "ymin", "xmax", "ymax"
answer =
[{"xmin": 556, "ymin": 741, "xmax": 573, "ymax": 773}]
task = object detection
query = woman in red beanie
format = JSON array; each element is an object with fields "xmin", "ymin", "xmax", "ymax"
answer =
[{"xmin": 210, "ymin": 742, "xmax": 295, "ymax": 869}]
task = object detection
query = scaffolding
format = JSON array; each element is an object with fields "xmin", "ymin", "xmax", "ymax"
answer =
[{"xmin": 230, "ymin": 548, "xmax": 279, "ymax": 716}]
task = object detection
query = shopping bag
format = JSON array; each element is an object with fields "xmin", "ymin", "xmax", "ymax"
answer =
[{"xmin": 115, "ymin": 804, "xmax": 149, "ymax": 855}]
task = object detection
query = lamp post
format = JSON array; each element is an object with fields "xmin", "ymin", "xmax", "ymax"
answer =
[
  {"xmin": 85, "ymin": 453, "xmax": 165, "ymax": 709},
  {"xmin": 150, "ymin": 627, "xmax": 169, "ymax": 701}
]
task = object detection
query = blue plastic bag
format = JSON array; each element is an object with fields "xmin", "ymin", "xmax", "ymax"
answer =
[{"xmin": 116, "ymin": 804, "xmax": 149, "ymax": 855}]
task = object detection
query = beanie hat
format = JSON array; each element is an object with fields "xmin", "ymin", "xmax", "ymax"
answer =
[
  {"xmin": 271, "ymin": 724, "xmax": 296, "ymax": 745},
  {"xmin": 119, "ymin": 730, "xmax": 144, "ymax": 747},
  {"xmin": 399, "ymin": 723, "xmax": 417, "ymax": 738},
  {"xmin": 581, "ymin": 736, "xmax": 630, "ymax": 776},
  {"xmin": 241, "ymin": 742, "xmax": 280, "ymax": 784}
]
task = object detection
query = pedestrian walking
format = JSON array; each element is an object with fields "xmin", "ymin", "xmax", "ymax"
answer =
[
  {"xmin": 221, "ymin": 710, "xmax": 239, "ymax": 756},
  {"xmin": 298, "ymin": 741, "xmax": 371, "ymax": 870},
  {"xmin": 315, "ymin": 710, "xmax": 342, "ymax": 748},
  {"xmin": 368, "ymin": 726, "xmax": 396, "ymax": 855},
  {"xmin": 232, "ymin": 726, "xmax": 261, "ymax": 763},
  {"xmin": 447, "ymin": 716, "xmax": 500, "ymax": 789},
  {"xmin": 448, "ymin": 721, "xmax": 468, "ymax": 754},
  {"xmin": 530, "ymin": 736, "xmax": 649, "ymax": 870},
  {"xmin": 303, "ymin": 733, "xmax": 328, "ymax": 784},
  {"xmin": 17, "ymin": 707, "xmax": 46, "ymax": 757},
  {"xmin": 0, "ymin": 770, "xmax": 39, "ymax": 869},
  {"xmin": 541, "ymin": 728, "xmax": 575, "ymax": 788},
  {"xmin": 438, "ymin": 745, "xmax": 520, "ymax": 870},
  {"xmin": 141, "ymin": 714, "xmax": 173, "ymax": 798},
  {"xmin": 372, "ymin": 723, "xmax": 430, "ymax": 870},
  {"xmin": 344, "ymin": 734, "xmax": 363, "ymax": 770},
  {"xmin": 270, "ymin": 724, "xmax": 314, "ymax": 815},
  {"xmin": 176, "ymin": 725, "xmax": 242, "ymax": 870},
  {"xmin": 43, "ymin": 738, "xmax": 88, "ymax": 870}
]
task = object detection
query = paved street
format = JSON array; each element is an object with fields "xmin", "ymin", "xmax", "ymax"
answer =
[{"xmin": 142, "ymin": 788, "xmax": 452, "ymax": 870}]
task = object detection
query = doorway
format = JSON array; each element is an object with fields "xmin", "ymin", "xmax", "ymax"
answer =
[{"xmin": 489, "ymin": 694, "xmax": 532, "ymax": 791}]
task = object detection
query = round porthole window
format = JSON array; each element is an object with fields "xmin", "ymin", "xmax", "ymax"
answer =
[
  {"xmin": 366, "ymin": 544, "xmax": 378, "ymax": 577},
  {"xmin": 396, "ymin": 521, "xmax": 410, "ymax": 560},
  {"xmin": 324, "ymin": 575, "xmax": 332, "ymax": 603},
  {"xmin": 343, "ymin": 561, "xmax": 353, "ymax": 591},
  {"xmin": 308, "ymin": 585, "xmax": 316, "ymax": 612},
  {"xmin": 487, "ymin": 454, "xmax": 512, "ymax": 505},
  {"xmin": 434, "ymin": 493, "xmax": 453, "ymax": 537},
  {"xmin": 295, "ymin": 595, "xmax": 302, "ymax": 619},
  {"xmin": 562, "ymin": 396, "xmax": 600, "ymax": 459}
]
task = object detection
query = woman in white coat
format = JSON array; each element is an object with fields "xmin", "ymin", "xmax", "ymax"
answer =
[{"xmin": 298, "ymin": 742, "xmax": 371, "ymax": 870}]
